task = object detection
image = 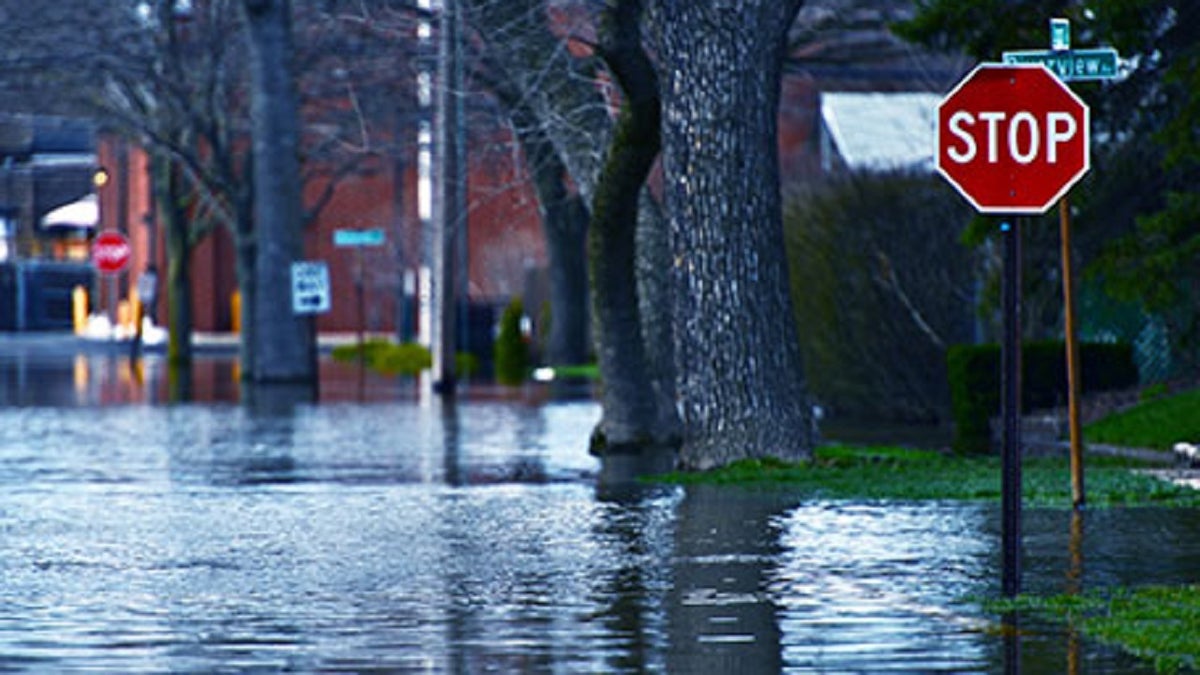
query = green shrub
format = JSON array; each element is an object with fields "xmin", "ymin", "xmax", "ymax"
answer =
[
  {"xmin": 494, "ymin": 297, "xmax": 529, "ymax": 386},
  {"xmin": 374, "ymin": 342, "xmax": 432, "ymax": 376},
  {"xmin": 455, "ymin": 351, "xmax": 480, "ymax": 378},
  {"xmin": 947, "ymin": 341, "xmax": 1138, "ymax": 453},
  {"xmin": 784, "ymin": 173, "xmax": 976, "ymax": 423},
  {"xmin": 331, "ymin": 339, "xmax": 431, "ymax": 377}
]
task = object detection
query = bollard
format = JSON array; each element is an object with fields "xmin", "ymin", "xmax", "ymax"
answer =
[
  {"xmin": 117, "ymin": 300, "xmax": 132, "ymax": 336},
  {"xmin": 231, "ymin": 290, "xmax": 241, "ymax": 334},
  {"xmin": 72, "ymin": 285, "xmax": 88, "ymax": 335}
]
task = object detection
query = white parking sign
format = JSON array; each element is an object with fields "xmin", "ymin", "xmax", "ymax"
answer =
[{"xmin": 291, "ymin": 261, "xmax": 331, "ymax": 315}]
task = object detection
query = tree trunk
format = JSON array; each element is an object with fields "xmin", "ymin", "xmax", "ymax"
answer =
[
  {"xmin": 588, "ymin": 0, "xmax": 674, "ymax": 454},
  {"xmin": 156, "ymin": 152, "xmax": 193, "ymax": 370},
  {"xmin": 653, "ymin": 0, "xmax": 816, "ymax": 469},
  {"xmin": 635, "ymin": 194, "xmax": 681, "ymax": 441},
  {"xmin": 432, "ymin": 0, "xmax": 466, "ymax": 394},
  {"xmin": 510, "ymin": 105, "xmax": 591, "ymax": 366},
  {"xmin": 241, "ymin": 0, "xmax": 316, "ymax": 384}
]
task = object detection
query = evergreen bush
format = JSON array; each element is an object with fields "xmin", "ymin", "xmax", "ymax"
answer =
[{"xmin": 494, "ymin": 297, "xmax": 529, "ymax": 386}]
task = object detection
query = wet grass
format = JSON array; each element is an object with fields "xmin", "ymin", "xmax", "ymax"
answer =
[
  {"xmin": 1085, "ymin": 387, "xmax": 1200, "ymax": 451},
  {"xmin": 549, "ymin": 363, "xmax": 600, "ymax": 380},
  {"xmin": 988, "ymin": 585, "xmax": 1200, "ymax": 673},
  {"xmin": 653, "ymin": 445, "xmax": 1200, "ymax": 507}
]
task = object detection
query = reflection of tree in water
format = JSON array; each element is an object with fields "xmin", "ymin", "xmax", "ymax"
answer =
[
  {"xmin": 666, "ymin": 485, "xmax": 790, "ymax": 673},
  {"xmin": 165, "ymin": 386, "xmax": 304, "ymax": 487},
  {"xmin": 591, "ymin": 481, "xmax": 679, "ymax": 672}
]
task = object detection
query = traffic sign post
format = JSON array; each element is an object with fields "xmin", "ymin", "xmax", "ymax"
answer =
[
  {"xmin": 937, "ymin": 61, "xmax": 1093, "ymax": 598},
  {"xmin": 333, "ymin": 228, "xmax": 387, "ymax": 361},
  {"xmin": 92, "ymin": 231, "xmax": 132, "ymax": 334}
]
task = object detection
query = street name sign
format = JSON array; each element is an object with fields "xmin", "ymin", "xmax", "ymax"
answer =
[
  {"xmin": 1001, "ymin": 48, "xmax": 1119, "ymax": 81},
  {"xmin": 333, "ymin": 228, "xmax": 385, "ymax": 248},
  {"xmin": 936, "ymin": 64, "xmax": 1090, "ymax": 214},
  {"xmin": 291, "ymin": 261, "xmax": 331, "ymax": 315},
  {"xmin": 92, "ymin": 231, "xmax": 131, "ymax": 274}
]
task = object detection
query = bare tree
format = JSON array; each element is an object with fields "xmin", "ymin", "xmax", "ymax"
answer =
[{"xmin": 0, "ymin": 1, "xmax": 413, "ymax": 378}]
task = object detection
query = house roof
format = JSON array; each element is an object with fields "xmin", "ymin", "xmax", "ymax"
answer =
[{"xmin": 819, "ymin": 91, "xmax": 941, "ymax": 172}]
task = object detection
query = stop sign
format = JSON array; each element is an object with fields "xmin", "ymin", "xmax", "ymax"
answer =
[
  {"xmin": 937, "ymin": 64, "xmax": 1089, "ymax": 214},
  {"xmin": 92, "ymin": 231, "xmax": 131, "ymax": 274}
]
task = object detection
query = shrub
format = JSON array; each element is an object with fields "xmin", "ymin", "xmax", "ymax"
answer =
[
  {"xmin": 494, "ymin": 297, "xmax": 529, "ymax": 386},
  {"xmin": 785, "ymin": 173, "xmax": 976, "ymax": 423},
  {"xmin": 331, "ymin": 339, "xmax": 431, "ymax": 377},
  {"xmin": 946, "ymin": 341, "xmax": 1138, "ymax": 453}
]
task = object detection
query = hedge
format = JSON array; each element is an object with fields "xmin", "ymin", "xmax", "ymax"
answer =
[{"xmin": 947, "ymin": 341, "xmax": 1138, "ymax": 453}]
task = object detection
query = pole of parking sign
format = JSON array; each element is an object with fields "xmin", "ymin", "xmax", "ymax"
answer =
[{"xmin": 1001, "ymin": 218, "xmax": 1023, "ymax": 597}]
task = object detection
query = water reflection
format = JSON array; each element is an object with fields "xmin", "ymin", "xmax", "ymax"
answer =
[{"xmin": 0, "ymin": 347, "xmax": 1196, "ymax": 672}]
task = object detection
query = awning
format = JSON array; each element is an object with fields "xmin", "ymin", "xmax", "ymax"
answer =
[{"xmin": 40, "ymin": 193, "xmax": 98, "ymax": 229}]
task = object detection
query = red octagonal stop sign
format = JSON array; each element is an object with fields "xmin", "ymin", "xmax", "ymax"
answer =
[
  {"xmin": 92, "ymin": 230, "xmax": 131, "ymax": 274},
  {"xmin": 937, "ymin": 64, "xmax": 1089, "ymax": 214}
]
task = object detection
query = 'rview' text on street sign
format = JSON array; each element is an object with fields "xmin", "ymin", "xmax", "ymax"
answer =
[
  {"xmin": 936, "ymin": 64, "xmax": 1090, "ymax": 214},
  {"xmin": 291, "ymin": 261, "xmax": 331, "ymax": 315},
  {"xmin": 1001, "ymin": 48, "xmax": 1119, "ymax": 81},
  {"xmin": 333, "ymin": 228, "xmax": 385, "ymax": 248}
]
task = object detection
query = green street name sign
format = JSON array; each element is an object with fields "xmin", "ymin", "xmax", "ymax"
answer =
[
  {"xmin": 333, "ymin": 228, "xmax": 386, "ymax": 247},
  {"xmin": 1001, "ymin": 48, "xmax": 1119, "ymax": 81}
]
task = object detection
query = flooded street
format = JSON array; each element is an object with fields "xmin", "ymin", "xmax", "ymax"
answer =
[{"xmin": 1, "ymin": 343, "xmax": 1197, "ymax": 672}]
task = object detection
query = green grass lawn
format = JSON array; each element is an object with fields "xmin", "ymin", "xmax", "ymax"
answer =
[
  {"xmin": 653, "ymin": 445, "xmax": 1200, "ymax": 507},
  {"xmin": 1085, "ymin": 387, "xmax": 1200, "ymax": 451},
  {"xmin": 990, "ymin": 585, "xmax": 1200, "ymax": 673}
]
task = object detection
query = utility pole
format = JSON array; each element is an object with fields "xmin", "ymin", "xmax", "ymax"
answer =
[{"xmin": 432, "ymin": 0, "xmax": 465, "ymax": 395}]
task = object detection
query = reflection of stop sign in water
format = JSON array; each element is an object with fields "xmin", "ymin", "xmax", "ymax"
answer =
[{"xmin": 92, "ymin": 231, "xmax": 131, "ymax": 274}]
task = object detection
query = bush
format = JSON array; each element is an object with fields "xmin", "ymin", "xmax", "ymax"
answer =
[
  {"xmin": 946, "ymin": 341, "xmax": 1138, "ymax": 453},
  {"xmin": 494, "ymin": 297, "xmax": 529, "ymax": 386},
  {"xmin": 331, "ymin": 339, "xmax": 431, "ymax": 376},
  {"xmin": 785, "ymin": 173, "xmax": 976, "ymax": 423}
]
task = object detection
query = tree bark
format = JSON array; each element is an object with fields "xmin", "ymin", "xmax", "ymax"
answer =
[
  {"xmin": 241, "ymin": 0, "xmax": 316, "ymax": 384},
  {"xmin": 588, "ymin": 0, "xmax": 676, "ymax": 454},
  {"xmin": 155, "ymin": 151, "xmax": 193, "ymax": 370},
  {"xmin": 516, "ymin": 116, "xmax": 591, "ymax": 366},
  {"xmin": 653, "ymin": 0, "xmax": 815, "ymax": 469}
]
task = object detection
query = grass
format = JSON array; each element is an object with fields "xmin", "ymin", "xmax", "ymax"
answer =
[
  {"xmin": 1085, "ymin": 387, "xmax": 1200, "ymax": 451},
  {"xmin": 653, "ymin": 445, "xmax": 1200, "ymax": 507},
  {"xmin": 988, "ymin": 586, "xmax": 1200, "ymax": 673},
  {"xmin": 550, "ymin": 363, "xmax": 600, "ymax": 380}
]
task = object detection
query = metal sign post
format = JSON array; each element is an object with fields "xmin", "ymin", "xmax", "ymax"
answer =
[
  {"xmin": 938, "ymin": 43, "xmax": 1096, "ymax": 597},
  {"xmin": 1004, "ymin": 19, "xmax": 1121, "ymax": 510},
  {"xmin": 1001, "ymin": 219, "xmax": 1023, "ymax": 597},
  {"xmin": 334, "ymin": 228, "xmax": 387, "ymax": 364}
]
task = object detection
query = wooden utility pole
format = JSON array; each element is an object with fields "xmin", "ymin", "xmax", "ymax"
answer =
[
  {"xmin": 432, "ymin": 0, "xmax": 465, "ymax": 395},
  {"xmin": 1061, "ymin": 197, "xmax": 1085, "ymax": 508}
]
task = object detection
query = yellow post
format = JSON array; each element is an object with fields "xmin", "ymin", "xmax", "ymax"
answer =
[
  {"xmin": 130, "ymin": 288, "xmax": 142, "ymax": 332},
  {"xmin": 1060, "ymin": 197, "xmax": 1085, "ymax": 509},
  {"xmin": 231, "ymin": 290, "xmax": 241, "ymax": 334},
  {"xmin": 117, "ymin": 300, "xmax": 132, "ymax": 334},
  {"xmin": 72, "ymin": 285, "xmax": 88, "ymax": 335}
]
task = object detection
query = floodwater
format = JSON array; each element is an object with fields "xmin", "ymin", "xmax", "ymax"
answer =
[{"xmin": 1, "ymin": 342, "xmax": 1198, "ymax": 672}]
